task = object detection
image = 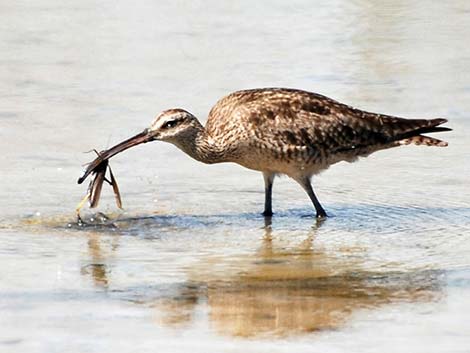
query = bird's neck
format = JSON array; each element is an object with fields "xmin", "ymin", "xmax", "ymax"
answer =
[{"xmin": 173, "ymin": 123, "xmax": 227, "ymax": 164}]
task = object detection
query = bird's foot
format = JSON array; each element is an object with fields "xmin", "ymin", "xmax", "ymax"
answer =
[
  {"xmin": 316, "ymin": 212, "xmax": 327, "ymax": 219},
  {"xmin": 300, "ymin": 212, "xmax": 328, "ymax": 219},
  {"xmin": 262, "ymin": 210, "xmax": 273, "ymax": 217}
]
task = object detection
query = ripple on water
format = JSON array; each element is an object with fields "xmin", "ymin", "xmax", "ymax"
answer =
[
  {"xmin": 17, "ymin": 200, "xmax": 470, "ymax": 242},
  {"xmin": 10, "ymin": 202, "xmax": 469, "ymax": 337}
]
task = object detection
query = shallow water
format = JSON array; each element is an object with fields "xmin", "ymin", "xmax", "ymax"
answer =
[{"xmin": 1, "ymin": 1, "xmax": 470, "ymax": 352}]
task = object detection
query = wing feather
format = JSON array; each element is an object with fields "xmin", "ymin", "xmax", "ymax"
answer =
[{"xmin": 213, "ymin": 88, "xmax": 449, "ymax": 155}]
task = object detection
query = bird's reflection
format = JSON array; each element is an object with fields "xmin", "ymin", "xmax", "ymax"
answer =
[
  {"xmin": 79, "ymin": 217, "xmax": 443, "ymax": 337},
  {"xmin": 153, "ymin": 218, "xmax": 442, "ymax": 337}
]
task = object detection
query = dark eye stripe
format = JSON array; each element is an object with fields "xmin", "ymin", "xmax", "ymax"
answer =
[{"xmin": 163, "ymin": 119, "xmax": 180, "ymax": 129}]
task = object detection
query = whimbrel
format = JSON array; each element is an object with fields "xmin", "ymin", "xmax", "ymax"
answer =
[{"xmin": 78, "ymin": 88, "xmax": 451, "ymax": 218}]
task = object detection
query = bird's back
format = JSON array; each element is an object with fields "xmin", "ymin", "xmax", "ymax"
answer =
[{"xmin": 204, "ymin": 88, "xmax": 449, "ymax": 176}]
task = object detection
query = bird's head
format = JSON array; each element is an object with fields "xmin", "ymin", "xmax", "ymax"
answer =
[
  {"xmin": 147, "ymin": 109, "xmax": 201, "ymax": 142},
  {"xmin": 77, "ymin": 108, "xmax": 203, "ymax": 184}
]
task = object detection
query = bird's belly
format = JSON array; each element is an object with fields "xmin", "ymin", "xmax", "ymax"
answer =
[
  {"xmin": 233, "ymin": 149, "xmax": 332, "ymax": 178},
  {"xmin": 229, "ymin": 141, "xmax": 382, "ymax": 178}
]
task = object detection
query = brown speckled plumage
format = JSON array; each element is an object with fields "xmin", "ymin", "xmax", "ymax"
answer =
[
  {"xmin": 79, "ymin": 87, "xmax": 451, "ymax": 218},
  {"xmin": 203, "ymin": 88, "xmax": 449, "ymax": 171}
]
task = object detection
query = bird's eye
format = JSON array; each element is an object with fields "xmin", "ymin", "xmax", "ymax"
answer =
[{"xmin": 162, "ymin": 120, "xmax": 179, "ymax": 129}]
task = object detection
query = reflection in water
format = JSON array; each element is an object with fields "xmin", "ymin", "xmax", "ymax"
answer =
[
  {"xmin": 80, "ymin": 232, "xmax": 119, "ymax": 290},
  {"xmin": 79, "ymin": 217, "xmax": 443, "ymax": 337},
  {"xmin": 151, "ymin": 219, "xmax": 443, "ymax": 337}
]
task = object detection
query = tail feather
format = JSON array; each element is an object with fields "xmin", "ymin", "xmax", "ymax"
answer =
[
  {"xmin": 421, "ymin": 126, "xmax": 452, "ymax": 133},
  {"xmin": 409, "ymin": 118, "xmax": 451, "ymax": 135},
  {"xmin": 398, "ymin": 135, "xmax": 448, "ymax": 147},
  {"xmin": 389, "ymin": 117, "xmax": 451, "ymax": 147}
]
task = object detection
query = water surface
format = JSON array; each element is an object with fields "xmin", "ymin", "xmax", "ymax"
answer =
[{"xmin": 1, "ymin": 1, "xmax": 470, "ymax": 352}]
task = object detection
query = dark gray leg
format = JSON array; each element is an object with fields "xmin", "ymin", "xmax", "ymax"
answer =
[
  {"xmin": 262, "ymin": 172, "xmax": 275, "ymax": 217},
  {"xmin": 296, "ymin": 176, "xmax": 327, "ymax": 218}
]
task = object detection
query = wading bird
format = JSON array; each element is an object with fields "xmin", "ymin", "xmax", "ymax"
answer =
[{"xmin": 78, "ymin": 88, "xmax": 451, "ymax": 218}]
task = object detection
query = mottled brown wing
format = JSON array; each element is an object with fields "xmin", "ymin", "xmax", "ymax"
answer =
[{"xmin": 222, "ymin": 88, "xmax": 448, "ymax": 154}]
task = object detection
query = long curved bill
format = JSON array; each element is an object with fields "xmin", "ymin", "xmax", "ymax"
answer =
[{"xmin": 77, "ymin": 129, "xmax": 151, "ymax": 184}]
